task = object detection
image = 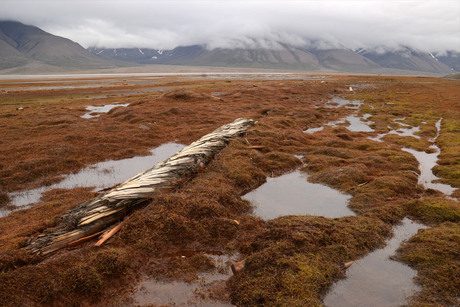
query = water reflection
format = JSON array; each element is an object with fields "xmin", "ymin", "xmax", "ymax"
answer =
[
  {"xmin": 324, "ymin": 218, "xmax": 426, "ymax": 307},
  {"xmin": 131, "ymin": 253, "xmax": 236, "ymax": 306},
  {"xmin": 402, "ymin": 146, "xmax": 456, "ymax": 195},
  {"xmin": 325, "ymin": 97, "xmax": 363, "ymax": 110},
  {"xmin": 304, "ymin": 115, "xmax": 374, "ymax": 134},
  {"xmin": 342, "ymin": 115, "xmax": 374, "ymax": 132},
  {"xmin": 81, "ymin": 103, "xmax": 130, "ymax": 119},
  {"xmin": 303, "ymin": 126, "xmax": 324, "ymax": 134},
  {"xmin": 4, "ymin": 143, "xmax": 185, "ymax": 216},
  {"xmin": 242, "ymin": 170, "xmax": 354, "ymax": 220}
]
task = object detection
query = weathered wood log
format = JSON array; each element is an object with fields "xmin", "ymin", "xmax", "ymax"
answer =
[{"xmin": 25, "ymin": 118, "xmax": 255, "ymax": 255}]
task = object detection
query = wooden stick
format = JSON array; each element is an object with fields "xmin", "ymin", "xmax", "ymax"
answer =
[
  {"xmin": 67, "ymin": 231, "xmax": 104, "ymax": 248},
  {"xmin": 94, "ymin": 219, "xmax": 126, "ymax": 247}
]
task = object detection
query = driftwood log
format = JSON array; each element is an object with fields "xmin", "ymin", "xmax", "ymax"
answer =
[{"xmin": 26, "ymin": 118, "xmax": 255, "ymax": 255}]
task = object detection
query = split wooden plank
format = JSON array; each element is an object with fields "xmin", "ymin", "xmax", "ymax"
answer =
[
  {"xmin": 94, "ymin": 220, "xmax": 127, "ymax": 247},
  {"xmin": 25, "ymin": 118, "xmax": 254, "ymax": 255},
  {"xmin": 67, "ymin": 231, "xmax": 104, "ymax": 248}
]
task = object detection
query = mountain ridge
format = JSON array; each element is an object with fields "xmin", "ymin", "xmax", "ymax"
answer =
[
  {"xmin": 0, "ymin": 20, "xmax": 458, "ymax": 75},
  {"xmin": 88, "ymin": 44, "xmax": 458, "ymax": 75},
  {"xmin": 0, "ymin": 20, "xmax": 123, "ymax": 72}
]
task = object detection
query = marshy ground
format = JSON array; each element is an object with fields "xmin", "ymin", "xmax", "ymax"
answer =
[{"xmin": 0, "ymin": 73, "xmax": 458, "ymax": 306}]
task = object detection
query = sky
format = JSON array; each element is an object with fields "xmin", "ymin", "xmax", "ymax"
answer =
[{"xmin": 1, "ymin": 0, "xmax": 459, "ymax": 53}]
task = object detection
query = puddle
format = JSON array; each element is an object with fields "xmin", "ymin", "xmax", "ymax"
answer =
[
  {"xmin": 389, "ymin": 126, "xmax": 421, "ymax": 138},
  {"xmin": 3, "ymin": 143, "xmax": 185, "ymax": 217},
  {"xmin": 370, "ymin": 118, "xmax": 421, "ymax": 143},
  {"xmin": 343, "ymin": 115, "xmax": 374, "ymax": 132},
  {"xmin": 242, "ymin": 170, "xmax": 354, "ymax": 220},
  {"xmin": 400, "ymin": 119, "xmax": 454, "ymax": 195},
  {"xmin": 402, "ymin": 146, "xmax": 456, "ymax": 195},
  {"xmin": 429, "ymin": 118, "xmax": 442, "ymax": 142},
  {"xmin": 370, "ymin": 118, "xmax": 456, "ymax": 195},
  {"xmin": 303, "ymin": 126, "xmax": 324, "ymax": 134},
  {"xmin": 131, "ymin": 253, "xmax": 237, "ymax": 306},
  {"xmin": 324, "ymin": 218, "xmax": 426, "ymax": 307},
  {"xmin": 304, "ymin": 114, "xmax": 373, "ymax": 134},
  {"xmin": 81, "ymin": 103, "xmax": 130, "ymax": 119},
  {"xmin": 325, "ymin": 97, "xmax": 362, "ymax": 109},
  {"xmin": 326, "ymin": 115, "xmax": 374, "ymax": 132}
]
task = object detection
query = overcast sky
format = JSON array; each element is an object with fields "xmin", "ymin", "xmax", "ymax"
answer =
[{"xmin": 1, "ymin": 0, "xmax": 459, "ymax": 53}]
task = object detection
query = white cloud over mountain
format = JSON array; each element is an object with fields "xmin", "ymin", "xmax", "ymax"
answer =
[{"xmin": 1, "ymin": 0, "xmax": 459, "ymax": 53}]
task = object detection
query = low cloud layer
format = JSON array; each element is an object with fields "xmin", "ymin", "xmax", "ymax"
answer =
[{"xmin": 1, "ymin": 0, "xmax": 459, "ymax": 53}]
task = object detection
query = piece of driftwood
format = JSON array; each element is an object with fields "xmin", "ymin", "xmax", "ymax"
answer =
[
  {"xmin": 67, "ymin": 231, "xmax": 104, "ymax": 248},
  {"xmin": 344, "ymin": 260, "xmax": 357, "ymax": 269},
  {"xmin": 94, "ymin": 220, "xmax": 126, "ymax": 247},
  {"xmin": 25, "ymin": 118, "xmax": 255, "ymax": 255}
]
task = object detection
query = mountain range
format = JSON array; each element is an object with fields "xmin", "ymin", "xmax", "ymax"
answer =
[
  {"xmin": 88, "ymin": 45, "xmax": 457, "ymax": 75},
  {"xmin": 0, "ymin": 21, "xmax": 120, "ymax": 72},
  {"xmin": 1, "ymin": 21, "xmax": 458, "ymax": 75}
]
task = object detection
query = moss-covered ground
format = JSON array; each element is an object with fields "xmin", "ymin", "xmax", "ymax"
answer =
[{"xmin": 0, "ymin": 74, "xmax": 458, "ymax": 306}]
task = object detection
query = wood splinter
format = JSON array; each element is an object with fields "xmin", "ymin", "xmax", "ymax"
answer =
[
  {"xmin": 95, "ymin": 220, "xmax": 127, "ymax": 247},
  {"xmin": 344, "ymin": 260, "xmax": 357, "ymax": 269}
]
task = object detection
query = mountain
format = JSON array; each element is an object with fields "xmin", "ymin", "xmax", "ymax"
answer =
[
  {"xmin": 88, "ymin": 45, "xmax": 323, "ymax": 70},
  {"xmin": 433, "ymin": 51, "xmax": 460, "ymax": 72},
  {"xmin": 0, "ymin": 21, "xmax": 121, "ymax": 71},
  {"xmin": 355, "ymin": 47, "xmax": 454, "ymax": 74},
  {"xmin": 307, "ymin": 48, "xmax": 381, "ymax": 72},
  {"xmin": 0, "ymin": 21, "xmax": 457, "ymax": 75},
  {"xmin": 89, "ymin": 44, "xmax": 457, "ymax": 75}
]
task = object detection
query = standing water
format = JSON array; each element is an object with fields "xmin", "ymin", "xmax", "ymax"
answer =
[
  {"xmin": 242, "ymin": 170, "xmax": 354, "ymax": 219},
  {"xmin": 324, "ymin": 218, "xmax": 426, "ymax": 306},
  {"xmin": 2, "ymin": 143, "xmax": 185, "ymax": 217},
  {"xmin": 402, "ymin": 119, "xmax": 456, "ymax": 196},
  {"xmin": 402, "ymin": 146, "xmax": 456, "ymax": 195},
  {"xmin": 130, "ymin": 253, "xmax": 237, "ymax": 306},
  {"xmin": 81, "ymin": 103, "xmax": 130, "ymax": 119}
]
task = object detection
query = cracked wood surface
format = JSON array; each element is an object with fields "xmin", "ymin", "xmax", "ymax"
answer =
[{"xmin": 25, "ymin": 118, "xmax": 255, "ymax": 255}]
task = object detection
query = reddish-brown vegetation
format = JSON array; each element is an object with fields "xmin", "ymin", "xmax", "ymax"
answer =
[{"xmin": 0, "ymin": 74, "xmax": 458, "ymax": 306}]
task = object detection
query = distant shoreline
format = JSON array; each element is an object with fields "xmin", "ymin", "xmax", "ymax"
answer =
[{"xmin": 0, "ymin": 63, "xmax": 449, "ymax": 79}]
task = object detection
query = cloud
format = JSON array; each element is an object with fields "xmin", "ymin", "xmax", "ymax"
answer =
[{"xmin": 1, "ymin": 0, "xmax": 459, "ymax": 52}]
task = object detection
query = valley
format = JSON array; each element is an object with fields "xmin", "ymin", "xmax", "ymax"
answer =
[{"xmin": 0, "ymin": 72, "xmax": 458, "ymax": 306}]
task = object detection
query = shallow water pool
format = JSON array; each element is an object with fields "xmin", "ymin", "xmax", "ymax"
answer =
[
  {"xmin": 242, "ymin": 170, "xmax": 354, "ymax": 220},
  {"xmin": 323, "ymin": 218, "xmax": 426, "ymax": 307},
  {"xmin": 3, "ymin": 143, "xmax": 185, "ymax": 217}
]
